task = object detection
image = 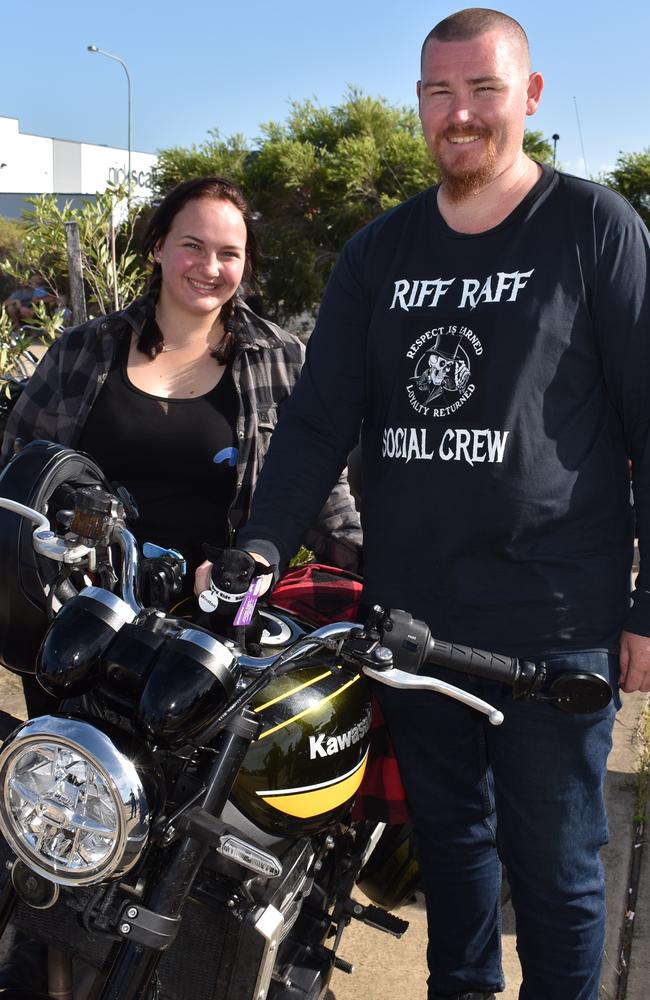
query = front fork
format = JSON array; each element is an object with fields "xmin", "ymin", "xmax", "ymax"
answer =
[{"xmin": 97, "ymin": 710, "xmax": 258, "ymax": 1000}]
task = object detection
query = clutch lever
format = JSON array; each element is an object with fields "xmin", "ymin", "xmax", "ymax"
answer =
[
  {"xmin": 338, "ymin": 629, "xmax": 503, "ymax": 724},
  {"xmin": 362, "ymin": 663, "xmax": 504, "ymax": 726}
]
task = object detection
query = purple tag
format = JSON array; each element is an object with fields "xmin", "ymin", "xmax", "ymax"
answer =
[{"xmin": 233, "ymin": 575, "xmax": 264, "ymax": 626}]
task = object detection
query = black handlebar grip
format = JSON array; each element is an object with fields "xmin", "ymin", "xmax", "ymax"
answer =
[{"xmin": 426, "ymin": 639, "xmax": 523, "ymax": 686}]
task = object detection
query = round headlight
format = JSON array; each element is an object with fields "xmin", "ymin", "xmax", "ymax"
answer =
[{"xmin": 0, "ymin": 717, "xmax": 150, "ymax": 886}]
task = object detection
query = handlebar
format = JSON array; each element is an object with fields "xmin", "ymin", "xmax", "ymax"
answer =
[
  {"xmin": 426, "ymin": 640, "xmax": 528, "ymax": 686},
  {"xmin": 361, "ymin": 606, "xmax": 612, "ymax": 715},
  {"xmin": 0, "ymin": 496, "xmax": 613, "ymax": 719},
  {"xmin": 372, "ymin": 607, "xmax": 535, "ymax": 688}
]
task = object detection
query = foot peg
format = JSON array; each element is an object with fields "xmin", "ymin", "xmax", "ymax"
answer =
[{"xmin": 350, "ymin": 900, "xmax": 409, "ymax": 937}]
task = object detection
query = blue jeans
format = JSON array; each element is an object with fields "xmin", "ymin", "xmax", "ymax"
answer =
[{"xmin": 373, "ymin": 650, "xmax": 618, "ymax": 1000}]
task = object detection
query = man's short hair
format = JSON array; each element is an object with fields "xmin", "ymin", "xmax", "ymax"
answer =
[{"xmin": 420, "ymin": 8, "xmax": 530, "ymax": 71}]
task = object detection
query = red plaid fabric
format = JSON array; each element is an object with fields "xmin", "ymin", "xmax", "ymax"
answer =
[
  {"xmin": 269, "ymin": 564, "xmax": 409, "ymax": 823},
  {"xmin": 269, "ymin": 562, "xmax": 363, "ymax": 626},
  {"xmin": 352, "ymin": 695, "xmax": 410, "ymax": 824}
]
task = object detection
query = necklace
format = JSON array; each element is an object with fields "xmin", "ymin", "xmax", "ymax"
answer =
[
  {"xmin": 154, "ymin": 311, "xmax": 231, "ymax": 355},
  {"xmin": 161, "ymin": 339, "xmax": 223, "ymax": 354}
]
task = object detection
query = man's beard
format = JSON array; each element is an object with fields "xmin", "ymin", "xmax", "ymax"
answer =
[{"xmin": 434, "ymin": 128, "xmax": 498, "ymax": 202}]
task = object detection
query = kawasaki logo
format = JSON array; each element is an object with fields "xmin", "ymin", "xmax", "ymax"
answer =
[{"xmin": 309, "ymin": 713, "xmax": 371, "ymax": 760}]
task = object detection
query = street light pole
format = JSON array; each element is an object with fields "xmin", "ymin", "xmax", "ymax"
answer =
[{"xmin": 87, "ymin": 45, "xmax": 132, "ymax": 195}]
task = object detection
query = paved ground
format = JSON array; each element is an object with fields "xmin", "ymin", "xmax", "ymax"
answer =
[
  {"xmin": 0, "ymin": 670, "xmax": 647, "ymax": 1000},
  {"xmin": 327, "ymin": 690, "xmax": 650, "ymax": 1000}
]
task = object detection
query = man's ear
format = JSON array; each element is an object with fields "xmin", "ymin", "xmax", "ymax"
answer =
[{"xmin": 526, "ymin": 71, "xmax": 544, "ymax": 116}]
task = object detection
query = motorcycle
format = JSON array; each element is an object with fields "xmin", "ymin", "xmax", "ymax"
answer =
[{"xmin": 0, "ymin": 441, "xmax": 613, "ymax": 1000}]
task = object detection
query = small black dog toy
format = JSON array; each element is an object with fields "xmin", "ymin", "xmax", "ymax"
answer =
[{"xmin": 198, "ymin": 545, "xmax": 273, "ymax": 653}]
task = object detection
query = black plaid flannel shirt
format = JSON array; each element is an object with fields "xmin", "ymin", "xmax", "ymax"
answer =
[{"xmin": 0, "ymin": 298, "xmax": 361, "ymax": 570}]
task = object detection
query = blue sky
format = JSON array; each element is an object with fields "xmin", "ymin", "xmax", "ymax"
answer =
[{"xmin": 2, "ymin": 0, "xmax": 648, "ymax": 179}]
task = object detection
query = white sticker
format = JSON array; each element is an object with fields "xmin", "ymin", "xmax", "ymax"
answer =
[{"xmin": 198, "ymin": 589, "xmax": 220, "ymax": 613}]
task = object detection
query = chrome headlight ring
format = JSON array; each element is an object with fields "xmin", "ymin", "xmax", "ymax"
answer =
[{"xmin": 0, "ymin": 716, "xmax": 150, "ymax": 887}]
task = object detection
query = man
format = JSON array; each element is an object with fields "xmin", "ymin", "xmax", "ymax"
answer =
[
  {"xmin": 3, "ymin": 275, "xmax": 59, "ymax": 330},
  {"xmin": 199, "ymin": 9, "xmax": 650, "ymax": 999}
]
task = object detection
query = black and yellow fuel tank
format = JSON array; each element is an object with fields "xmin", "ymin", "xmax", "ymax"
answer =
[{"xmin": 231, "ymin": 658, "xmax": 371, "ymax": 836}]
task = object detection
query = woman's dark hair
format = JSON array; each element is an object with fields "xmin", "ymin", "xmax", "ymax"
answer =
[{"xmin": 139, "ymin": 176, "xmax": 261, "ymax": 360}]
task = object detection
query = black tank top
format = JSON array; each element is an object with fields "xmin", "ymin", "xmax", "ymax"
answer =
[{"xmin": 79, "ymin": 327, "xmax": 238, "ymax": 578}]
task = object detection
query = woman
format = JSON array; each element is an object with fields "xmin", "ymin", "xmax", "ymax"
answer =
[{"xmin": 0, "ymin": 177, "xmax": 361, "ymax": 712}]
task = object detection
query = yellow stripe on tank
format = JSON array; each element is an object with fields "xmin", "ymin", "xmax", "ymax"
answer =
[
  {"xmin": 258, "ymin": 755, "xmax": 368, "ymax": 818},
  {"xmin": 257, "ymin": 675, "xmax": 361, "ymax": 741},
  {"xmin": 254, "ymin": 670, "xmax": 333, "ymax": 713}
]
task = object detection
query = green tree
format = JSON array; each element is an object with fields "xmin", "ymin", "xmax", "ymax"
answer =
[
  {"xmin": 0, "ymin": 304, "xmax": 64, "ymax": 378},
  {"xmin": 0, "ymin": 185, "xmax": 147, "ymax": 321},
  {"xmin": 0, "ymin": 216, "xmax": 24, "ymax": 301},
  {"xmin": 152, "ymin": 131, "xmax": 250, "ymax": 197},
  {"xmin": 601, "ymin": 149, "xmax": 650, "ymax": 228},
  {"xmin": 246, "ymin": 90, "xmax": 439, "ymax": 319},
  {"xmin": 1, "ymin": 216, "xmax": 65, "ymax": 378},
  {"xmin": 522, "ymin": 130, "xmax": 554, "ymax": 165}
]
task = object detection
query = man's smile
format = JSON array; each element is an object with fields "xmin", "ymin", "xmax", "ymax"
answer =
[{"xmin": 447, "ymin": 134, "xmax": 482, "ymax": 144}]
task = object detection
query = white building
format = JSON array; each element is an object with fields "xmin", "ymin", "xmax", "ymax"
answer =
[{"xmin": 0, "ymin": 115, "xmax": 158, "ymax": 218}]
